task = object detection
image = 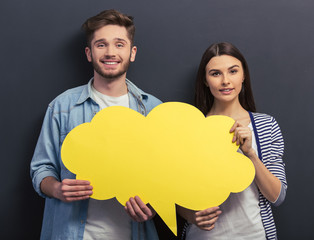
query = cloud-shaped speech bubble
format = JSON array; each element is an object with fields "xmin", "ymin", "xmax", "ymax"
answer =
[{"xmin": 61, "ymin": 102, "xmax": 255, "ymax": 235}]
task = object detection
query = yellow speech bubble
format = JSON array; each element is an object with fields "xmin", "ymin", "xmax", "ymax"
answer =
[{"xmin": 61, "ymin": 102, "xmax": 255, "ymax": 235}]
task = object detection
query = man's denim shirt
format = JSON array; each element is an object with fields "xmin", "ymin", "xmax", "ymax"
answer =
[{"xmin": 30, "ymin": 78, "xmax": 162, "ymax": 240}]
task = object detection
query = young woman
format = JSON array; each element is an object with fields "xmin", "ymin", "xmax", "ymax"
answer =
[{"xmin": 178, "ymin": 42, "xmax": 287, "ymax": 240}]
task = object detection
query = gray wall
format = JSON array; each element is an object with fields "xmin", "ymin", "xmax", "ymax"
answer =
[{"xmin": 1, "ymin": 0, "xmax": 313, "ymax": 239}]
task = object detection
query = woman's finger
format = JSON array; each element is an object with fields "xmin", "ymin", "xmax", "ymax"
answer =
[{"xmin": 197, "ymin": 216, "xmax": 219, "ymax": 227}]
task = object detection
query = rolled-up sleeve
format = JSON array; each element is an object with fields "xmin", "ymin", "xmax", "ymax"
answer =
[{"xmin": 30, "ymin": 105, "xmax": 61, "ymax": 198}]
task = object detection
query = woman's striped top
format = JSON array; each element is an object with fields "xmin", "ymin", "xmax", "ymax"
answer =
[{"xmin": 180, "ymin": 112, "xmax": 287, "ymax": 240}]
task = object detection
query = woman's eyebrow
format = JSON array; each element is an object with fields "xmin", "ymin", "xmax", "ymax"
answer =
[
  {"xmin": 208, "ymin": 65, "xmax": 240, "ymax": 72},
  {"xmin": 228, "ymin": 65, "xmax": 240, "ymax": 70}
]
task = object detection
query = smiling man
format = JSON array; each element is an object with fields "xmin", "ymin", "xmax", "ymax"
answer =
[{"xmin": 30, "ymin": 9, "xmax": 161, "ymax": 240}]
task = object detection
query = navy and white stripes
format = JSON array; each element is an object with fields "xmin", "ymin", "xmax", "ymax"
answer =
[{"xmin": 249, "ymin": 112, "xmax": 287, "ymax": 240}]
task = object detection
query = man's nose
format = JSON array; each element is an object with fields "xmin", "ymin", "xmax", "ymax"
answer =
[{"xmin": 105, "ymin": 45, "xmax": 115, "ymax": 57}]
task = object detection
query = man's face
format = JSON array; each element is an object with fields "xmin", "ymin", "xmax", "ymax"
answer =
[{"xmin": 85, "ymin": 25, "xmax": 137, "ymax": 81}]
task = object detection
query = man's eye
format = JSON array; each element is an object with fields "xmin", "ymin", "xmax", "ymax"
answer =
[
  {"xmin": 97, "ymin": 44, "xmax": 105, "ymax": 48},
  {"xmin": 116, "ymin": 43, "xmax": 124, "ymax": 48}
]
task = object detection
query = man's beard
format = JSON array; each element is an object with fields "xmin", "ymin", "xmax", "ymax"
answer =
[{"xmin": 91, "ymin": 56, "xmax": 131, "ymax": 81}]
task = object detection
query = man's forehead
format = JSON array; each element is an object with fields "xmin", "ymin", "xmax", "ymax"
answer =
[
  {"xmin": 94, "ymin": 37, "xmax": 128, "ymax": 44},
  {"xmin": 92, "ymin": 25, "xmax": 130, "ymax": 43}
]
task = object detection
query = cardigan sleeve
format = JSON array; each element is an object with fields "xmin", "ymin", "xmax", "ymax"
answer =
[{"xmin": 268, "ymin": 117, "xmax": 287, "ymax": 206}]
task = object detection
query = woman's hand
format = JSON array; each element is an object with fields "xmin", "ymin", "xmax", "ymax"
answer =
[
  {"xmin": 230, "ymin": 121, "xmax": 282, "ymax": 202},
  {"xmin": 190, "ymin": 207, "xmax": 222, "ymax": 231},
  {"xmin": 230, "ymin": 121, "xmax": 255, "ymax": 157},
  {"xmin": 177, "ymin": 205, "xmax": 221, "ymax": 231}
]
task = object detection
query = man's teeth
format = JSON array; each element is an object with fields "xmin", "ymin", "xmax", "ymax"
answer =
[{"xmin": 104, "ymin": 62, "xmax": 117, "ymax": 65}]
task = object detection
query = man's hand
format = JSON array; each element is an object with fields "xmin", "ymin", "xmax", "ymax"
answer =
[
  {"xmin": 125, "ymin": 196, "xmax": 156, "ymax": 222},
  {"xmin": 41, "ymin": 177, "xmax": 93, "ymax": 202}
]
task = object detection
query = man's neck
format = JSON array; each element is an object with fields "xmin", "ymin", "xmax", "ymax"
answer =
[{"xmin": 93, "ymin": 74, "xmax": 128, "ymax": 97}]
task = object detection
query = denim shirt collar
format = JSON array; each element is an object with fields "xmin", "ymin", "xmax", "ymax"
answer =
[{"xmin": 76, "ymin": 78, "xmax": 148, "ymax": 105}]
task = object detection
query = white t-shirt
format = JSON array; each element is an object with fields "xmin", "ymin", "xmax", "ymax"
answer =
[
  {"xmin": 83, "ymin": 86, "xmax": 131, "ymax": 240},
  {"xmin": 186, "ymin": 123, "xmax": 266, "ymax": 240},
  {"xmin": 90, "ymin": 85, "xmax": 129, "ymax": 109}
]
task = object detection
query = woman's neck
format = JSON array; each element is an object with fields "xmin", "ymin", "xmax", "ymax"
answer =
[{"xmin": 207, "ymin": 100, "xmax": 250, "ymax": 124}]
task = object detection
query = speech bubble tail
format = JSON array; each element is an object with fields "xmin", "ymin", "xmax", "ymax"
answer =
[{"xmin": 152, "ymin": 202, "xmax": 178, "ymax": 236}]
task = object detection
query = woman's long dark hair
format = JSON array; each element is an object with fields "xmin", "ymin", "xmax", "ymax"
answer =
[{"xmin": 194, "ymin": 42, "xmax": 256, "ymax": 115}]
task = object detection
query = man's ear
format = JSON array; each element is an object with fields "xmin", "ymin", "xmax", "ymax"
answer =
[
  {"xmin": 85, "ymin": 47, "xmax": 92, "ymax": 62},
  {"xmin": 130, "ymin": 46, "xmax": 137, "ymax": 62}
]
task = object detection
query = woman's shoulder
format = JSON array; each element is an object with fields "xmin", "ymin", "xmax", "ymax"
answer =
[
  {"xmin": 250, "ymin": 112, "xmax": 282, "ymax": 132},
  {"xmin": 250, "ymin": 112, "xmax": 275, "ymax": 122}
]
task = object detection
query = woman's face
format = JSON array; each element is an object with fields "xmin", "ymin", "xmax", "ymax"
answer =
[{"xmin": 205, "ymin": 55, "xmax": 244, "ymax": 105}]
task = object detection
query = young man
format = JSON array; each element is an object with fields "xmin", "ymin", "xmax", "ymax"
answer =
[{"xmin": 30, "ymin": 9, "xmax": 161, "ymax": 240}]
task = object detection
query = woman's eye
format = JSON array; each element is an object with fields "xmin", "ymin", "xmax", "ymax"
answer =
[
  {"xmin": 230, "ymin": 69, "xmax": 238, "ymax": 74},
  {"xmin": 211, "ymin": 72, "xmax": 220, "ymax": 77}
]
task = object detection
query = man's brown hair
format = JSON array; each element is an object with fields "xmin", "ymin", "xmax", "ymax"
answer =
[{"xmin": 82, "ymin": 9, "xmax": 135, "ymax": 48}]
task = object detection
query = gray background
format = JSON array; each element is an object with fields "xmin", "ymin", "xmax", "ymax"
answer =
[{"xmin": 1, "ymin": 0, "xmax": 313, "ymax": 239}]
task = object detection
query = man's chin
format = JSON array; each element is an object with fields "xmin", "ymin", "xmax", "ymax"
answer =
[
  {"xmin": 92, "ymin": 60, "xmax": 130, "ymax": 82},
  {"xmin": 95, "ymin": 70, "xmax": 127, "ymax": 81},
  {"xmin": 101, "ymin": 73, "xmax": 125, "ymax": 80}
]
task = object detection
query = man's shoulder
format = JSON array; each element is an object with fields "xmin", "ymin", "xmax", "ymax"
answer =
[
  {"xmin": 138, "ymin": 88, "xmax": 162, "ymax": 110},
  {"xmin": 48, "ymin": 84, "xmax": 88, "ymax": 109},
  {"xmin": 126, "ymin": 79, "xmax": 162, "ymax": 108},
  {"xmin": 142, "ymin": 92, "xmax": 162, "ymax": 105}
]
